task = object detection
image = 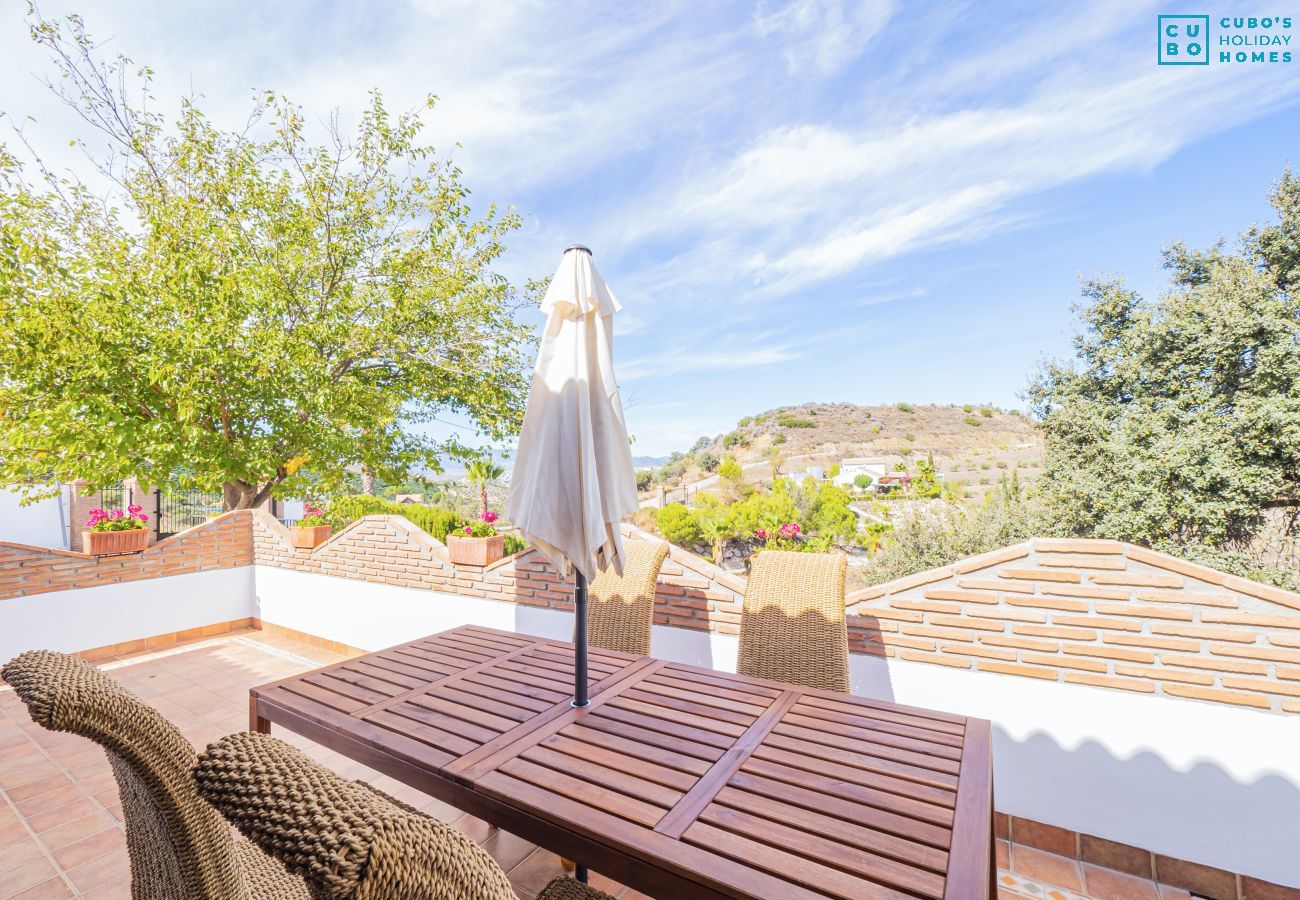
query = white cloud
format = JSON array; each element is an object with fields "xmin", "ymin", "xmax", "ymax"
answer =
[{"xmin": 754, "ymin": 0, "xmax": 895, "ymax": 76}]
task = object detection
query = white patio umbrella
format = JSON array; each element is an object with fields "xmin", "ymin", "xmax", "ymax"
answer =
[{"xmin": 505, "ymin": 245, "xmax": 639, "ymax": 711}]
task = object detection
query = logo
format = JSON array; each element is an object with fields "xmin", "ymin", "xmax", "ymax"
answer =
[{"xmin": 1158, "ymin": 14, "xmax": 1210, "ymax": 64}]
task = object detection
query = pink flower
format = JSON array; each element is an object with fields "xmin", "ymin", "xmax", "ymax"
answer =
[
  {"xmin": 480, "ymin": 510, "xmax": 499, "ymax": 524},
  {"xmin": 110, "ymin": 508, "xmax": 124, "ymax": 518},
  {"xmin": 136, "ymin": 514, "xmax": 149, "ymax": 523},
  {"xmin": 463, "ymin": 525, "xmax": 472, "ymax": 534},
  {"xmin": 127, "ymin": 503, "xmax": 143, "ymax": 515},
  {"xmin": 755, "ymin": 529, "xmax": 768, "ymax": 541}
]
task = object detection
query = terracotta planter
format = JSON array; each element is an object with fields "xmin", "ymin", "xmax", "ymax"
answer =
[
  {"xmin": 447, "ymin": 533, "xmax": 504, "ymax": 567},
  {"xmin": 84, "ymin": 528, "xmax": 149, "ymax": 556},
  {"xmin": 291, "ymin": 524, "xmax": 333, "ymax": 549}
]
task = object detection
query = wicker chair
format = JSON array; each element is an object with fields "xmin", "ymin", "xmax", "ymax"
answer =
[
  {"xmin": 736, "ymin": 550, "xmax": 851, "ymax": 693},
  {"xmin": 583, "ymin": 539, "xmax": 670, "ymax": 656},
  {"xmin": 195, "ymin": 730, "xmax": 615, "ymax": 900},
  {"xmin": 1, "ymin": 650, "xmax": 310, "ymax": 900}
]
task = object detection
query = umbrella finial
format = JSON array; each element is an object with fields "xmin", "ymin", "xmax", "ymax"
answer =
[{"xmin": 564, "ymin": 244, "xmax": 593, "ymax": 256}]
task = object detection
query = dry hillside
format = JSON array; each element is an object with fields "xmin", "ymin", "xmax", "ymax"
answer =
[{"xmin": 676, "ymin": 402, "xmax": 1044, "ymax": 503}]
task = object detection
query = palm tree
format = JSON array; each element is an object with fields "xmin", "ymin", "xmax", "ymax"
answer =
[
  {"xmin": 697, "ymin": 514, "xmax": 735, "ymax": 566},
  {"xmin": 465, "ymin": 459, "xmax": 505, "ymax": 517}
]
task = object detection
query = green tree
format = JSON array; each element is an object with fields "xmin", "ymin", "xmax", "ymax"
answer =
[
  {"xmin": 0, "ymin": 12, "xmax": 531, "ymax": 509},
  {"xmin": 1028, "ymin": 169, "xmax": 1300, "ymax": 564},
  {"xmin": 465, "ymin": 459, "xmax": 505, "ymax": 517}
]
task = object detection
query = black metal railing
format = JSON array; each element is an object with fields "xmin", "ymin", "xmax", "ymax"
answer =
[{"xmin": 152, "ymin": 488, "xmax": 224, "ymax": 538}]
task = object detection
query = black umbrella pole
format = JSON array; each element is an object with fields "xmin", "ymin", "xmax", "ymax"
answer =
[{"xmin": 573, "ymin": 569, "xmax": 590, "ymax": 708}]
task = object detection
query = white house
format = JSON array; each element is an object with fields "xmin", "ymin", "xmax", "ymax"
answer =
[{"xmin": 832, "ymin": 457, "xmax": 890, "ymax": 489}]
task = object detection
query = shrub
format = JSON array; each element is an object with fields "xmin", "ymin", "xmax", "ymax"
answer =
[
  {"xmin": 965, "ymin": 417, "xmax": 982, "ymax": 427},
  {"xmin": 635, "ymin": 470, "xmax": 653, "ymax": 491},
  {"xmin": 721, "ymin": 430, "xmax": 747, "ymax": 449},
  {"xmin": 697, "ymin": 452, "xmax": 720, "ymax": 472},
  {"xmin": 771, "ymin": 432, "xmax": 787, "ymax": 445},
  {"xmin": 996, "ymin": 461, "xmax": 1008, "ymax": 469},
  {"xmin": 717, "ymin": 456, "xmax": 743, "ymax": 482},
  {"xmin": 853, "ymin": 474, "xmax": 872, "ymax": 489},
  {"xmin": 330, "ymin": 495, "xmax": 461, "ymax": 542},
  {"xmin": 980, "ymin": 407, "xmax": 995, "ymax": 417},
  {"xmin": 864, "ymin": 485, "xmax": 1049, "ymax": 585},
  {"xmin": 775, "ymin": 414, "xmax": 815, "ymax": 428},
  {"xmin": 656, "ymin": 504, "xmax": 701, "ymax": 545},
  {"xmin": 503, "ymin": 534, "xmax": 527, "ymax": 555},
  {"xmin": 962, "ymin": 404, "xmax": 973, "ymax": 413},
  {"xmin": 900, "ymin": 446, "xmax": 912, "ymax": 456}
]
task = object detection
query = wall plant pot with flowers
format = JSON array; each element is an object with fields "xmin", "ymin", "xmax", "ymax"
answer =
[
  {"xmin": 84, "ymin": 505, "xmax": 150, "ymax": 555},
  {"xmin": 291, "ymin": 502, "xmax": 334, "ymax": 549},
  {"xmin": 447, "ymin": 511, "xmax": 505, "ymax": 566}
]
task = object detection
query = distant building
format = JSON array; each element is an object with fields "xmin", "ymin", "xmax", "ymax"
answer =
[
  {"xmin": 394, "ymin": 494, "xmax": 424, "ymax": 504},
  {"xmin": 832, "ymin": 457, "xmax": 890, "ymax": 489}
]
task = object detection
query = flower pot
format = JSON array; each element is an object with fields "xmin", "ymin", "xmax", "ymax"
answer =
[
  {"xmin": 447, "ymin": 533, "xmax": 504, "ymax": 567},
  {"xmin": 291, "ymin": 524, "xmax": 332, "ymax": 549},
  {"xmin": 84, "ymin": 528, "xmax": 149, "ymax": 556}
]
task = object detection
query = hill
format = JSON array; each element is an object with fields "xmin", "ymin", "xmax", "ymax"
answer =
[{"xmin": 658, "ymin": 402, "xmax": 1043, "ymax": 503}]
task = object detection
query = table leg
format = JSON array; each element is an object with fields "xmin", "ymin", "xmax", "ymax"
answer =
[{"xmin": 249, "ymin": 696, "xmax": 271, "ymax": 734}]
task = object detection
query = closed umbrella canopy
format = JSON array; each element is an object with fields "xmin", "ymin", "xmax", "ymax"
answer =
[{"xmin": 505, "ymin": 245, "xmax": 638, "ymax": 583}]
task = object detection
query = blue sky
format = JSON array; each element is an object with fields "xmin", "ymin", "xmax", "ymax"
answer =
[{"xmin": 3, "ymin": 1, "xmax": 1299, "ymax": 456}]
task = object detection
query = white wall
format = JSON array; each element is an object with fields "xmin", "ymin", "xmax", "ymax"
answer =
[
  {"xmin": 0, "ymin": 567, "xmax": 256, "ymax": 663},
  {"xmin": 0, "ymin": 487, "xmax": 67, "ymax": 549},
  {"xmin": 254, "ymin": 566, "xmax": 1300, "ymax": 888}
]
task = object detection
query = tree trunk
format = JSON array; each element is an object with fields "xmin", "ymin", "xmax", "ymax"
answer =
[
  {"xmin": 361, "ymin": 467, "xmax": 375, "ymax": 495},
  {"xmin": 479, "ymin": 484, "xmax": 488, "ymax": 517},
  {"xmin": 223, "ymin": 481, "xmax": 258, "ymax": 511},
  {"xmin": 223, "ymin": 477, "xmax": 282, "ymax": 511}
]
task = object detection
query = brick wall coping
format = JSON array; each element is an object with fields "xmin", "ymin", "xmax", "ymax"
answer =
[{"xmin": 846, "ymin": 538, "xmax": 1300, "ymax": 612}]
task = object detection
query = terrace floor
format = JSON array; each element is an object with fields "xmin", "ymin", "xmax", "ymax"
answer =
[{"xmin": 0, "ymin": 629, "xmax": 1199, "ymax": 900}]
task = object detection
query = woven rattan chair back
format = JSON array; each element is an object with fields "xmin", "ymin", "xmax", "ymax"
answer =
[
  {"xmin": 197, "ymin": 730, "xmax": 523, "ymax": 900},
  {"xmin": 736, "ymin": 550, "xmax": 851, "ymax": 692},
  {"xmin": 2, "ymin": 650, "xmax": 249, "ymax": 899},
  {"xmin": 584, "ymin": 540, "xmax": 670, "ymax": 656}
]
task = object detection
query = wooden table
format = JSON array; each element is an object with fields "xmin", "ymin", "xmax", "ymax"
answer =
[{"xmin": 250, "ymin": 625, "xmax": 994, "ymax": 899}]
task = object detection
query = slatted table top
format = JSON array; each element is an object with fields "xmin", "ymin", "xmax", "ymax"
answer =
[{"xmin": 251, "ymin": 625, "xmax": 993, "ymax": 900}]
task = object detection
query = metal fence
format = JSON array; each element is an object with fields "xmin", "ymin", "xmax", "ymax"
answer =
[{"xmin": 153, "ymin": 488, "xmax": 224, "ymax": 538}]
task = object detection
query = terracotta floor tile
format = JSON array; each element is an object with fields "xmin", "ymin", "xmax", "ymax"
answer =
[
  {"xmin": 4, "ymin": 776, "xmax": 73, "ymax": 805},
  {"xmin": 508, "ymin": 849, "xmax": 567, "ymax": 896},
  {"xmin": 1083, "ymin": 863, "xmax": 1160, "ymax": 900},
  {"xmin": 0, "ymin": 822, "xmax": 30, "ymax": 851},
  {"xmin": 455, "ymin": 814, "xmax": 495, "ymax": 844},
  {"xmin": 14, "ymin": 786, "xmax": 83, "ymax": 819},
  {"xmin": 7, "ymin": 878, "xmax": 73, "ymax": 899},
  {"xmin": 1012, "ymin": 845, "xmax": 1085, "ymax": 893},
  {"xmin": 24, "ymin": 799, "xmax": 99, "ymax": 835},
  {"xmin": 50, "ymin": 827, "xmax": 125, "ymax": 871},
  {"xmin": 997, "ymin": 838, "xmax": 1010, "ymax": 869},
  {"xmin": 0, "ymin": 856, "xmax": 58, "ymax": 899},
  {"xmin": 483, "ymin": 829, "xmax": 538, "ymax": 873},
  {"xmin": 0, "ymin": 836, "xmax": 44, "ymax": 874},
  {"xmin": 63, "ymin": 847, "xmax": 129, "ymax": 893},
  {"xmin": 79, "ymin": 880, "xmax": 132, "ymax": 900},
  {"xmin": 34, "ymin": 812, "xmax": 114, "ymax": 852}
]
